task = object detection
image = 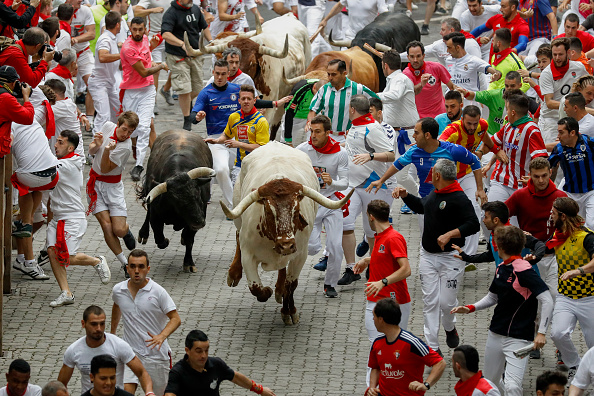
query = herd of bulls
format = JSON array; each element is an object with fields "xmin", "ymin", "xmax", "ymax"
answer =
[{"xmin": 136, "ymin": 11, "xmax": 420, "ymax": 324}]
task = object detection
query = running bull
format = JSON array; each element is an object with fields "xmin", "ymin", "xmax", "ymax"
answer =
[
  {"xmin": 221, "ymin": 142, "xmax": 352, "ymax": 325},
  {"xmin": 137, "ymin": 130, "xmax": 216, "ymax": 273}
]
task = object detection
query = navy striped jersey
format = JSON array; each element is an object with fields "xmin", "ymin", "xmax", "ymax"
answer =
[
  {"xmin": 192, "ymin": 83, "xmax": 241, "ymax": 136},
  {"xmin": 549, "ymin": 134, "xmax": 594, "ymax": 194}
]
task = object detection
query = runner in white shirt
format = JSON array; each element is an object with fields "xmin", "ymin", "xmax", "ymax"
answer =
[
  {"xmin": 56, "ymin": 4, "xmax": 74, "ymax": 62},
  {"xmin": 0, "ymin": 360, "xmax": 41, "ymax": 396},
  {"xmin": 320, "ymin": 0, "xmax": 388, "ymax": 40},
  {"xmin": 339, "ymin": 95, "xmax": 395, "ymax": 286},
  {"xmin": 87, "ymin": 112, "xmax": 138, "ymax": 275},
  {"xmin": 210, "ymin": 0, "xmax": 261, "ymax": 38},
  {"xmin": 297, "ymin": 115, "xmax": 349, "ymax": 298},
  {"xmin": 57, "ymin": 306, "xmax": 154, "ymax": 394},
  {"xmin": 47, "ymin": 130, "xmax": 111, "ymax": 308},
  {"xmin": 112, "ymin": 249, "xmax": 181, "ymax": 396},
  {"xmin": 263, "ymin": 0, "xmax": 297, "ymax": 15},
  {"xmin": 459, "ymin": 0, "xmax": 500, "ymax": 61},
  {"xmin": 88, "ymin": 11, "xmax": 121, "ymax": 132},
  {"xmin": 563, "ymin": 92, "xmax": 594, "ymax": 138},
  {"xmin": 45, "ymin": 79, "xmax": 85, "ymax": 158},
  {"xmin": 569, "ymin": 346, "xmax": 594, "ymax": 394},
  {"xmin": 540, "ymin": 38, "xmax": 588, "ymax": 143}
]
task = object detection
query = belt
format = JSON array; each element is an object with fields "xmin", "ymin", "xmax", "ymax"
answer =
[
  {"xmin": 76, "ymin": 46, "xmax": 90, "ymax": 57},
  {"xmin": 31, "ymin": 166, "xmax": 57, "ymax": 177}
]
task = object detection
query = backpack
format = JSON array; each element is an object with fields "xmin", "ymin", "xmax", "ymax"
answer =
[{"xmin": 0, "ymin": 35, "xmax": 17, "ymax": 53}]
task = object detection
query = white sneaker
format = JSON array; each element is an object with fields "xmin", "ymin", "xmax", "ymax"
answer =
[
  {"xmin": 50, "ymin": 291, "xmax": 75, "ymax": 307},
  {"xmin": 94, "ymin": 256, "xmax": 111, "ymax": 285},
  {"xmin": 14, "ymin": 260, "xmax": 50, "ymax": 280},
  {"xmin": 406, "ymin": 9, "xmax": 413, "ymax": 16},
  {"xmin": 411, "ymin": 3, "xmax": 419, "ymax": 9}
]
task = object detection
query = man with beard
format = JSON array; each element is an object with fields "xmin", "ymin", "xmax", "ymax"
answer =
[
  {"xmin": 57, "ymin": 305, "xmax": 154, "ymax": 395},
  {"xmin": 470, "ymin": 0, "xmax": 529, "ymax": 54},
  {"xmin": 436, "ymin": 90, "xmax": 464, "ymax": 133},
  {"xmin": 120, "ymin": 17, "xmax": 168, "ymax": 182},
  {"xmin": 488, "ymin": 29, "xmax": 530, "ymax": 91},
  {"xmin": 460, "ymin": 0, "xmax": 501, "ymax": 61}
]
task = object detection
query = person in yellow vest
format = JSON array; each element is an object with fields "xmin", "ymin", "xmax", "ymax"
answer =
[{"xmin": 547, "ymin": 197, "xmax": 594, "ymax": 384}]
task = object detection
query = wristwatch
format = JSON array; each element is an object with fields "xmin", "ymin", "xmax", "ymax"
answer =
[
  {"xmin": 424, "ymin": 382, "xmax": 431, "ymax": 390},
  {"xmin": 381, "ymin": 278, "xmax": 388, "ymax": 286},
  {"xmin": 369, "ymin": 152, "xmax": 375, "ymax": 161}
]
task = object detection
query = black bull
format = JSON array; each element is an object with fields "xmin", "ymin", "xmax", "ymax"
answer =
[{"xmin": 137, "ymin": 130, "xmax": 215, "ymax": 272}]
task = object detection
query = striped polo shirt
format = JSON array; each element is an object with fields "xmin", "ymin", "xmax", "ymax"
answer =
[
  {"xmin": 549, "ymin": 133, "xmax": 594, "ymax": 194},
  {"xmin": 309, "ymin": 78, "xmax": 379, "ymax": 133}
]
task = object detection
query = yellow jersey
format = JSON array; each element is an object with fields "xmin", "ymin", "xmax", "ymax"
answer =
[
  {"xmin": 554, "ymin": 228, "xmax": 594, "ymax": 299},
  {"xmin": 224, "ymin": 108, "xmax": 270, "ymax": 166}
]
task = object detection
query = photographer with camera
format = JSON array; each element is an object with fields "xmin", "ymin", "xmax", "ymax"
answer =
[
  {"xmin": 0, "ymin": 27, "xmax": 56, "ymax": 88},
  {"xmin": 0, "ymin": 65, "xmax": 34, "ymax": 158},
  {"xmin": 0, "ymin": 0, "xmax": 40, "ymax": 39}
]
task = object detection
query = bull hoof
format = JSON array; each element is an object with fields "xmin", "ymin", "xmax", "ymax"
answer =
[
  {"xmin": 183, "ymin": 265, "xmax": 197, "ymax": 273},
  {"xmin": 255, "ymin": 286, "xmax": 273, "ymax": 302},
  {"xmin": 157, "ymin": 238, "xmax": 169, "ymax": 249},
  {"xmin": 274, "ymin": 291, "xmax": 282, "ymax": 304},
  {"xmin": 138, "ymin": 234, "xmax": 148, "ymax": 244},
  {"xmin": 281, "ymin": 312, "xmax": 300, "ymax": 325},
  {"xmin": 227, "ymin": 273, "xmax": 241, "ymax": 287}
]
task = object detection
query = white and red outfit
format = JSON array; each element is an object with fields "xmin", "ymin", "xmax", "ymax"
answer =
[
  {"xmin": 45, "ymin": 64, "xmax": 75, "ymax": 104},
  {"xmin": 209, "ymin": 0, "xmax": 257, "ymax": 37},
  {"xmin": 52, "ymin": 21, "xmax": 73, "ymax": 70},
  {"xmin": 120, "ymin": 34, "xmax": 156, "ymax": 168},
  {"xmin": 71, "ymin": 5, "xmax": 96, "ymax": 84},
  {"xmin": 403, "ymin": 61, "xmax": 452, "ymax": 119},
  {"xmin": 52, "ymin": 99, "xmax": 85, "ymax": 158},
  {"xmin": 86, "ymin": 121, "xmax": 132, "ymax": 217},
  {"xmin": 454, "ymin": 371, "xmax": 501, "ymax": 396}
]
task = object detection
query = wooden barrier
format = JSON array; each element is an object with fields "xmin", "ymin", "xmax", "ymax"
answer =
[{"xmin": 0, "ymin": 154, "xmax": 13, "ymax": 355}]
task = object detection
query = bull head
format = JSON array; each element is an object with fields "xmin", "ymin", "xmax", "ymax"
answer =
[
  {"xmin": 199, "ymin": 33, "xmax": 290, "ymax": 59},
  {"xmin": 145, "ymin": 167, "xmax": 216, "ymax": 204}
]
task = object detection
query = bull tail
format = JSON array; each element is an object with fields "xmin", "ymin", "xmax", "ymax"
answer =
[{"xmin": 136, "ymin": 183, "xmax": 149, "ymax": 210}]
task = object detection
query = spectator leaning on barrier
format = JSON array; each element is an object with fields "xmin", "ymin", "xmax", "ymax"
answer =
[{"xmin": 0, "ymin": 65, "xmax": 34, "ymax": 158}]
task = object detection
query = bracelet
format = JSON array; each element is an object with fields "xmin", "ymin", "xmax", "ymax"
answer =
[
  {"xmin": 579, "ymin": 267, "xmax": 585, "ymax": 275},
  {"xmin": 273, "ymin": 101, "xmax": 277, "ymax": 108},
  {"xmin": 465, "ymin": 304, "xmax": 476, "ymax": 313},
  {"xmin": 464, "ymin": 91, "xmax": 471, "ymax": 98},
  {"xmin": 250, "ymin": 380, "xmax": 263, "ymax": 395},
  {"xmin": 529, "ymin": 71, "xmax": 532, "ymax": 78}
]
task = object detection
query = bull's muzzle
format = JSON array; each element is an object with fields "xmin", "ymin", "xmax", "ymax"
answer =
[{"xmin": 274, "ymin": 237, "xmax": 297, "ymax": 256}]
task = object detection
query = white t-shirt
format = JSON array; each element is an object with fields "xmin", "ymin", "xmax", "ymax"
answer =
[
  {"xmin": 52, "ymin": 29, "xmax": 72, "ymax": 70},
  {"xmin": 459, "ymin": 5, "xmax": 500, "ymax": 61},
  {"xmin": 91, "ymin": 30, "xmax": 119, "ymax": 84},
  {"xmin": 209, "ymin": 0, "xmax": 257, "ymax": 38},
  {"xmin": 91, "ymin": 122, "xmax": 132, "ymax": 176},
  {"xmin": 44, "ymin": 72, "xmax": 74, "ymax": 102},
  {"xmin": 112, "ymin": 278, "xmax": 177, "ymax": 360},
  {"xmin": 345, "ymin": 116, "xmax": 394, "ymax": 188},
  {"xmin": 578, "ymin": 113, "xmax": 594, "ymax": 137},
  {"xmin": 296, "ymin": 143, "xmax": 349, "ymax": 197},
  {"xmin": 572, "ymin": 346, "xmax": 594, "ymax": 390},
  {"xmin": 339, "ymin": 0, "xmax": 388, "ymax": 40},
  {"xmin": 12, "ymin": 121, "xmax": 58, "ymax": 173},
  {"xmin": 0, "ymin": 385, "xmax": 41, "ymax": 396},
  {"xmin": 51, "ymin": 155, "xmax": 86, "ymax": 220},
  {"xmin": 378, "ymin": 70, "xmax": 418, "ymax": 128},
  {"xmin": 52, "ymin": 99, "xmax": 85, "ymax": 158},
  {"xmin": 136, "ymin": 0, "xmax": 170, "ymax": 35},
  {"xmin": 446, "ymin": 52, "xmax": 491, "ymax": 91},
  {"xmin": 71, "ymin": 5, "xmax": 95, "ymax": 53},
  {"xmin": 540, "ymin": 61, "xmax": 589, "ymax": 119},
  {"xmin": 422, "ymin": 37, "xmax": 483, "ymax": 67},
  {"xmin": 63, "ymin": 333, "xmax": 136, "ymax": 394}
]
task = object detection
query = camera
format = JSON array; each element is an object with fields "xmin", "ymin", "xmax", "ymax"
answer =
[
  {"xmin": 38, "ymin": 43, "xmax": 63, "ymax": 63},
  {"xmin": 11, "ymin": 81, "xmax": 28, "ymax": 99}
]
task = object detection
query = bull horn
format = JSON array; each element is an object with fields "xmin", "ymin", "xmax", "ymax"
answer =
[
  {"xmin": 258, "ymin": 34, "xmax": 289, "ymax": 58},
  {"xmin": 187, "ymin": 167, "xmax": 216, "ymax": 179},
  {"xmin": 255, "ymin": 12, "xmax": 263, "ymax": 35},
  {"xmin": 219, "ymin": 189, "xmax": 260, "ymax": 219},
  {"xmin": 145, "ymin": 182, "xmax": 167, "ymax": 204},
  {"xmin": 328, "ymin": 30, "xmax": 352, "ymax": 48},
  {"xmin": 183, "ymin": 32, "xmax": 202, "ymax": 57},
  {"xmin": 375, "ymin": 43, "xmax": 393, "ymax": 52},
  {"xmin": 282, "ymin": 67, "xmax": 306, "ymax": 85},
  {"xmin": 301, "ymin": 186, "xmax": 354, "ymax": 210},
  {"xmin": 199, "ymin": 35, "xmax": 229, "ymax": 54},
  {"xmin": 237, "ymin": 30, "xmax": 258, "ymax": 39}
]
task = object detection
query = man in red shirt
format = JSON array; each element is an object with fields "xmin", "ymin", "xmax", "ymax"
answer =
[
  {"xmin": 0, "ymin": 27, "xmax": 55, "ymax": 87},
  {"xmin": 471, "ymin": 0, "xmax": 529, "ymax": 53},
  {"xmin": 452, "ymin": 345, "xmax": 501, "ymax": 396},
  {"xmin": 560, "ymin": 14, "xmax": 594, "ymax": 53},
  {"xmin": 0, "ymin": 66, "xmax": 34, "ymax": 158},
  {"xmin": 366, "ymin": 298, "xmax": 446, "ymax": 396}
]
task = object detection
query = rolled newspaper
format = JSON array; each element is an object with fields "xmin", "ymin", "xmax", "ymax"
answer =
[{"xmin": 514, "ymin": 343, "xmax": 536, "ymax": 359}]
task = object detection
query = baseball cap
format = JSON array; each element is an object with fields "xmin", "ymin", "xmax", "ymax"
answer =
[{"xmin": 0, "ymin": 66, "xmax": 20, "ymax": 83}]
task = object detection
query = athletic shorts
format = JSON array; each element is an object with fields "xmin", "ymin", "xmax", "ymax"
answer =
[
  {"xmin": 77, "ymin": 48, "xmax": 95, "ymax": 78},
  {"xmin": 89, "ymin": 180, "xmax": 127, "ymax": 217},
  {"xmin": 46, "ymin": 218, "xmax": 87, "ymax": 255},
  {"xmin": 151, "ymin": 39, "xmax": 165, "ymax": 63},
  {"xmin": 165, "ymin": 54, "xmax": 204, "ymax": 95}
]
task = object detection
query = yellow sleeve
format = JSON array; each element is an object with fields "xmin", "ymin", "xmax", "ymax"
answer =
[
  {"xmin": 254, "ymin": 118, "xmax": 270, "ymax": 146},
  {"xmin": 224, "ymin": 114, "xmax": 237, "ymax": 139}
]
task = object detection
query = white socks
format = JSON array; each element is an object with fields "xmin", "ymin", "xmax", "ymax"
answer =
[{"xmin": 116, "ymin": 252, "xmax": 127, "ymax": 266}]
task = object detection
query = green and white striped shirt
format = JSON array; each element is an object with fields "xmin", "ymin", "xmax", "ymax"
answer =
[{"xmin": 309, "ymin": 78, "xmax": 379, "ymax": 133}]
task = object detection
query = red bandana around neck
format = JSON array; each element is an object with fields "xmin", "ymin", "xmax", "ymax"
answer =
[
  {"xmin": 309, "ymin": 136, "xmax": 341, "ymax": 154},
  {"xmin": 228, "ymin": 69, "xmax": 243, "ymax": 81},
  {"xmin": 502, "ymin": 255, "xmax": 523, "ymax": 265},
  {"xmin": 351, "ymin": 113, "xmax": 375, "ymax": 126},
  {"xmin": 51, "ymin": 64, "xmax": 73, "ymax": 82},
  {"xmin": 546, "ymin": 229, "xmax": 572, "ymax": 249},
  {"xmin": 454, "ymin": 371, "xmax": 484, "ymax": 396},
  {"xmin": 435, "ymin": 180, "xmax": 464, "ymax": 194},
  {"xmin": 550, "ymin": 61, "xmax": 570, "ymax": 81},
  {"xmin": 42, "ymin": 100, "xmax": 55, "ymax": 140},
  {"xmin": 176, "ymin": 0, "xmax": 192, "ymax": 9},
  {"xmin": 59, "ymin": 20, "xmax": 72, "ymax": 34},
  {"xmin": 492, "ymin": 48, "xmax": 514, "ymax": 66},
  {"xmin": 240, "ymin": 106, "xmax": 257, "ymax": 118},
  {"xmin": 407, "ymin": 62, "xmax": 425, "ymax": 77},
  {"xmin": 59, "ymin": 151, "xmax": 80, "ymax": 160}
]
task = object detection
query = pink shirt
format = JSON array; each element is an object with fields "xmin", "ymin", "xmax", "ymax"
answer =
[
  {"xmin": 120, "ymin": 35, "xmax": 153, "ymax": 90},
  {"xmin": 403, "ymin": 61, "xmax": 451, "ymax": 119}
]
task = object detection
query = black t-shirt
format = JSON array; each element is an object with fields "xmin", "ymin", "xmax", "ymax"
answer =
[
  {"xmin": 161, "ymin": 1, "xmax": 208, "ymax": 57},
  {"xmin": 582, "ymin": 14, "xmax": 594, "ymax": 30},
  {"xmin": 488, "ymin": 259, "xmax": 549, "ymax": 341},
  {"xmin": 164, "ymin": 356, "xmax": 235, "ymax": 396},
  {"xmin": 81, "ymin": 387, "xmax": 134, "ymax": 396}
]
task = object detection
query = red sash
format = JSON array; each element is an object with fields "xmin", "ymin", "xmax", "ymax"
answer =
[
  {"xmin": 11, "ymin": 172, "xmax": 59, "ymax": 196},
  {"xmin": 86, "ymin": 168, "xmax": 122, "ymax": 215},
  {"xmin": 54, "ymin": 220, "xmax": 70, "ymax": 266},
  {"xmin": 43, "ymin": 100, "xmax": 56, "ymax": 139}
]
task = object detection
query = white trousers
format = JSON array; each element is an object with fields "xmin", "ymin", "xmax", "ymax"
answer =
[
  {"xmin": 460, "ymin": 173, "xmax": 480, "ymax": 256},
  {"xmin": 567, "ymin": 190, "xmax": 594, "ymax": 230},
  {"xmin": 124, "ymin": 85, "xmax": 156, "ymax": 167},
  {"xmin": 483, "ymin": 331, "xmax": 532, "ymax": 396},
  {"xmin": 88, "ymin": 80, "xmax": 119, "ymax": 132},
  {"xmin": 342, "ymin": 187, "xmax": 394, "ymax": 239},
  {"xmin": 487, "ymin": 181, "xmax": 518, "ymax": 226},
  {"xmin": 520, "ymin": 37, "xmax": 550, "ymax": 67},
  {"xmin": 537, "ymin": 254, "xmax": 558, "ymax": 302},
  {"xmin": 452, "ymin": 0, "xmax": 468, "ymax": 19},
  {"xmin": 292, "ymin": 118, "xmax": 309, "ymax": 147},
  {"xmin": 308, "ymin": 205, "xmax": 343, "ymax": 287},
  {"xmin": 551, "ymin": 295, "xmax": 594, "ymax": 367},
  {"xmin": 298, "ymin": 0, "xmax": 331, "ymax": 57},
  {"xmin": 538, "ymin": 116, "xmax": 559, "ymax": 145},
  {"xmin": 124, "ymin": 354, "xmax": 170, "ymax": 396},
  {"xmin": 395, "ymin": 127, "xmax": 419, "ymax": 195},
  {"xmin": 419, "ymin": 248, "xmax": 464, "ymax": 350},
  {"xmin": 209, "ymin": 140, "xmax": 235, "ymax": 207}
]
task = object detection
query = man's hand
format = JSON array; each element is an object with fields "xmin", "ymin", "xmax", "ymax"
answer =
[
  {"xmin": 481, "ymin": 164, "xmax": 492, "ymax": 178},
  {"xmin": 476, "ymin": 189, "xmax": 487, "ymax": 206},
  {"xmin": 365, "ymin": 280, "xmax": 384, "ymax": 297},
  {"xmin": 366, "ymin": 387, "xmax": 380, "ymax": 396},
  {"xmin": 365, "ymin": 180, "xmax": 383, "ymax": 194},
  {"xmin": 580, "ymin": 2, "xmax": 593, "ymax": 11},
  {"xmin": 152, "ymin": 6, "xmax": 164, "ymax": 13},
  {"xmin": 353, "ymin": 259, "xmax": 369, "ymax": 274},
  {"xmin": 318, "ymin": 19, "xmax": 327, "ymax": 28},
  {"xmin": 42, "ymin": 47, "xmax": 55, "ymax": 63},
  {"xmin": 321, "ymin": 172, "xmax": 332, "ymax": 186},
  {"xmin": 495, "ymin": 150, "xmax": 509, "ymax": 164},
  {"xmin": 518, "ymin": 69, "xmax": 530, "ymax": 78},
  {"xmin": 71, "ymin": 37, "xmax": 78, "ymax": 45},
  {"xmin": 392, "ymin": 187, "xmax": 408, "ymax": 199},
  {"xmin": 261, "ymin": 388, "xmax": 276, "ymax": 396},
  {"xmin": 225, "ymin": 139, "xmax": 241, "ymax": 148},
  {"xmin": 560, "ymin": 269, "xmax": 581, "ymax": 281},
  {"xmin": 106, "ymin": 140, "xmax": 117, "ymax": 151},
  {"xmin": 420, "ymin": 73, "xmax": 432, "ymax": 87},
  {"xmin": 523, "ymin": 253, "xmax": 536, "ymax": 261},
  {"xmin": 11, "ymin": 0, "xmax": 22, "ymax": 10},
  {"xmin": 150, "ymin": 35, "xmax": 161, "ymax": 50},
  {"xmin": 145, "ymin": 331, "xmax": 166, "ymax": 350},
  {"xmin": 409, "ymin": 382, "xmax": 428, "ymax": 392},
  {"xmin": 235, "ymin": 11, "xmax": 246, "ymax": 19},
  {"xmin": 519, "ymin": 8, "xmax": 534, "ymax": 18},
  {"xmin": 490, "ymin": 70, "xmax": 502, "ymax": 82},
  {"xmin": 451, "ymin": 305, "xmax": 471, "ymax": 314},
  {"xmin": 93, "ymin": 131, "xmax": 104, "ymax": 147},
  {"xmin": 30, "ymin": 0, "xmax": 41, "ymax": 7},
  {"xmin": 276, "ymin": 95, "xmax": 293, "ymax": 107},
  {"xmin": 353, "ymin": 153, "xmax": 372, "ymax": 165},
  {"xmin": 81, "ymin": 115, "xmax": 91, "ymax": 132},
  {"xmin": 451, "ymin": 244, "xmax": 465, "ymax": 260},
  {"xmin": 195, "ymin": 111, "xmax": 206, "ymax": 122},
  {"xmin": 203, "ymin": 137, "xmax": 217, "ymax": 144},
  {"xmin": 519, "ymin": 175, "xmax": 530, "ymax": 186},
  {"xmin": 160, "ymin": 63, "xmax": 169, "ymax": 72},
  {"xmin": 437, "ymin": 231, "xmax": 453, "ymax": 250},
  {"xmin": 479, "ymin": 36, "xmax": 490, "ymax": 45},
  {"xmin": 533, "ymin": 332, "xmax": 546, "ymax": 349}
]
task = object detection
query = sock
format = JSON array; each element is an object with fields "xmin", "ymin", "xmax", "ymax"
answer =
[
  {"xmin": 116, "ymin": 252, "xmax": 127, "ymax": 266},
  {"xmin": 346, "ymin": 263, "xmax": 354, "ymax": 270},
  {"xmin": 17, "ymin": 254, "xmax": 25, "ymax": 263},
  {"xmin": 25, "ymin": 259, "xmax": 36, "ymax": 267}
]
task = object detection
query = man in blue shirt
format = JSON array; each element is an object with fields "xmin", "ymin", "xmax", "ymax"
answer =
[
  {"xmin": 435, "ymin": 91, "xmax": 464, "ymax": 134},
  {"xmin": 549, "ymin": 116, "xmax": 594, "ymax": 230}
]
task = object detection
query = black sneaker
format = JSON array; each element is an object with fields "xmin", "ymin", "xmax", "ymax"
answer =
[
  {"xmin": 434, "ymin": 5, "xmax": 447, "ymax": 14},
  {"xmin": 337, "ymin": 268, "xmax": 361, "ymax": 285},
  {"xmin": 356, "ymin": 239, "xmax": 369, "ymax": 257},
  {"xmin": 75, "ymin": 92, "xmax": 86, "ymax": 104},
  {"xmin": 324, "ymin": 284, "xmax": 338, "ymax": 298},
  {"xmin": 183, "ymin": 116, "xmax": 192, "ymax": 131},
  {"xmin": 130, "ymin": 165, "xmax": 143, "ymax": 182},
  {"xmin": 123, "ymin": 229, "xmax": 136, "ymax": 250},
  {"xmin": 529, "ymin": 349, "xmax": 541, "ymax": 359},
  {"xmin": 37, "ymin": 250, "xmax": 50, "ymax": 267},
  {"xmin": 313, "ymin": 256, "xmax": 328, "ymax": 271},
  {"xmin": 420, "ymin": 24, "xmax": 429, "ymax": 35},
  {"xmin": 445, "ymin": 327, "xmax": 460, "ymax": 348},
  {"xmin": 12, "ymin": 221, "xmax": 32, "ymax": 238}
]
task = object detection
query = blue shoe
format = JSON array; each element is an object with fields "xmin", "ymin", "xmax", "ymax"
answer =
[
  {"xmin": 356, "ymin": 239, "xmax": 369, "ymax": 257},
  {"xmin": 400, "ymin": 204, "xmax": 412, "ymax": 214},
  {"xmin": 313, "ymin": 256, "xmax": 328, "ymax": 271}
]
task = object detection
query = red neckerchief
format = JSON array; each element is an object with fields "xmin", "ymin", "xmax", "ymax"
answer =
[
  {"xmin": 407, "ymin": 62, "xmax": 425, "ymax": 77},
  {"xmin": 351, "ymin": 113, "xmax": 375, "ymax": 126},
  {"xmin": 58, "ymin": 151, "xmax": 80, "ymax": 159},
  {"xmin": 550, "ymin": 60, "xmax": 570, "ymax": 81},
  {"xmin": 461, "ymin": 30, "xmax": 475, "ymax": 39},
  {"xmin": 546, "ymin": 229, "xmax": 573, "ymax": 249},
  {"xmin": 502, "ymin": 255, "xmax": 523, "ymax": 265},
  {"xmin": 73, "ymin": 7, "xmax": 78, "ymax": 18},
  {"xmin": 40, "ymin": 13, "xmax": 50, "ymax": 20},
  {"xmin": 59, "ymin": 20, "xmax": 72, "ymax": 34},
  {"xmin": 492, "ymin": 48, "xmax": 514, "ymax": 66},
  {"xmin": 309, "ymin": 136, "xmax": 341, "ymax": 154},
  {"xmin": 228, "ymin": 69, "xmax": 243, "ymax": 81},
  {"xmin": 42, "ymin": 100, "xmax": 55, "ymax": 139},
  {"xmin": 454, "ymin": 371, "xmax": 484, "ymax": 396},
  {"xmin": 111, "ymin": 126, "xmax": 129, "ymax": 142},
  {"xmin": 50, "ymin": 64, "xmax": 73, "ymax": 82},
  {"xmin": 435, "ymin": 180, "xmax": 464, "ymax": 194},
  {"xmin": 176, "ymin": 0, "xmax": 192, "ymax": 9},
  {"xmin": 240, "ymin": 106, "xmax": 257, "ymax": 118}
]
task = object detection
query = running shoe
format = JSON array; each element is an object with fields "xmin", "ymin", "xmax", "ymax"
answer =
[
  {"xmin": 13, "ymin": 260, "xmax": 49, "ymax": 280},
  {"xmin": 324, "ymin": 284, "xmax": 338, "ymax": 298},
  {"xmin": 314, "ymin": 256, "xmax": 328, "ymax": 271},
  {"xmin": 12, "ymin": 221, "xmax": 32, "ymax": 238},
  {"xmin": 445, "ymin": 327, "xmax": 460, "ymax": 348},
  {"xmin": 123, "ymin": 229, "xmax": 136, "ymax": 250},
  {"xmin": 337, "ymin": 268, "xmax": 361, "ymax": 285},
  {"xmin": 37, "ymin": 250, "xmax": 49, "ymax": 267},
  {"xmin": 94, "ymin": 256, "xmax": 111, "ymax": 284},
  {"xmin": 160, "ymin": 87, "xmax": 175, "ymax": 105},
  {"xmin": 50, "ymin": 291, "xmax": 75, "ymax": 307},
  {"xmin": 356, "ymin": 239, "xmax": 369, "ymax": 257}
]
